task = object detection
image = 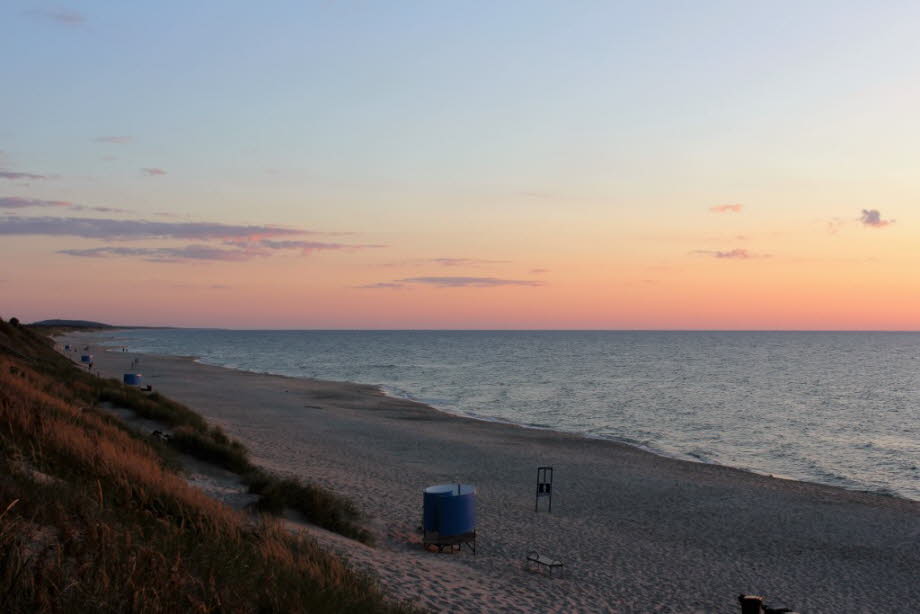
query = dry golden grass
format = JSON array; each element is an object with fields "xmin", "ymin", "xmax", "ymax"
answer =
[
  {"xmin": 2, "ymin": 359, "xmax": 239, "ymax": 535},
  {"xmin": 0, "ymin": 322, "xmax": 420, "ymax": 614}
]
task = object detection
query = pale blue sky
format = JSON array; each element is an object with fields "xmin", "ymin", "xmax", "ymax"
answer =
[{"xmin": 5, "ymin": 2, "xmax": 919, "ymax": 214}]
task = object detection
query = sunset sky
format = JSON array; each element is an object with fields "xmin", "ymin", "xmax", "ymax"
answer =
[{"xmin": 2, "ymin": 2, "xmax": 918, "ymax": 329}]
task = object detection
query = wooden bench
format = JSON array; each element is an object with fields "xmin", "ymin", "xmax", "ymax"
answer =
[{"xmin": 526, "ymin": 551, "xmax": 564, "ymax": 576}]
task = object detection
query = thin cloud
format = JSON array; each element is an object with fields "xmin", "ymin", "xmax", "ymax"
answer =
[
  {"xmin": 57, "ymin": 240, "xmax": 377, "ymax": 263},
  {"xmin": 24, "ymin": 8, "xmax": 85, "ymax": 25},
  {"xmin": 396, "ymin": 276, "xmax": 544, "ymax": 288},
  {"xmin": 0, "ymin": 170, "xmax": 47, "ymax": 181},
  {"xmin": 860, "ymin": 209, "xmax": 894, "ymax": 228},
  {"xmin": 0, "ymin": 197, "xmax": 130, "ymax": 214},
  {"xmin": 141, "ymin": 168, "xmax": 167, "ymax": 176},
  {"xmin": 384, "ymin": 257, "xmax": 509, "ymax": 268},
  {"xmin": 355, "ymin": 282, "xmax": 407, "ymax": 289},
  {"xmin": 146, "ymin": 280, "xmax": 233, "ymax": 290},
  {"xmin": 256, "ymin": 239, "xmax": 384, "ymax": 253},
  {"xmin": 710, "ymin": 204, "xmax": 743, "ymax": 213},
  {"xmin": 78, "ymin": 205, "xmax": 132, "ymax": 214},
  {"xmin": 429, "ymin": 257, "xmax": 509, "ymax": 267},
  {"xmin": 530, "ymin": 268, "xmax": 550, "ymax": 274},
  {"xmin": 0, "ymin": 197, "xmax": 70, "ymax": 209},
  {"xmin": 94, "ymin": 136, "xmax": 132, "ymax": 144},
  {"xmin": 0, "ymin": 215, "xmax": 307, "ymax": 241},
  {"xmin": 691, "ymin": 248, "xmax": 769, "ymax": 260},
  {"xmin": 58, "ymin": 245, "xmax": 252, "ymax": 263}
]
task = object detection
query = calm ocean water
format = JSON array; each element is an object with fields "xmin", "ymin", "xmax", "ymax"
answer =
[{"xmin": 101, "ymin": 330, "xmax": 920, "ymax": 500}]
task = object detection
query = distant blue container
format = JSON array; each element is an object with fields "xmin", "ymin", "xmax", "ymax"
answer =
[
  {"xmin": 80, "ymin": 354, "xmax": 93, "ymax": 363},
  {"xmin": 423, "ymin": 484, "xmax": 476, "ymax": 536},
  {"xmin": 123, "ymin": 373, "xmax": 143, "ymax": 386},
  {"xmin": 423, "ymin": 485, "xmax": 454, "ymax": 532}
]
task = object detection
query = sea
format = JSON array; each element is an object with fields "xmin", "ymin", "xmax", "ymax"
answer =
[{"xmin": 100, "ymin": 329, "xmax": 920, "ymax": 501}]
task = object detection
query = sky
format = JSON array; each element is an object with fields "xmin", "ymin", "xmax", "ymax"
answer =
[{"xmin": 1, "ymin": 1, "xmax": 919, "ymax": 329}]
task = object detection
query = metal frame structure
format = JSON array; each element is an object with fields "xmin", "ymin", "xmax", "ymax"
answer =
[
  {"xmin": 422, "ymin": 529, "xmax": 477, "ymax": 554},
  {"xmin": 535, "ymin": 466, "xmax": 553, "ymax": 513}
]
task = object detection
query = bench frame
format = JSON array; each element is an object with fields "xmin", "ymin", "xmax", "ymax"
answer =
[{"xmin": 526, "ymin": 551, "xmax": 564, "ymax": 576}]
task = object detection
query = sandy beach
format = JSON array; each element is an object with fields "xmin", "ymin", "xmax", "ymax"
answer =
[{"xmin": 62, "ymin": 333, "xmax": 920, "ymax": 613}]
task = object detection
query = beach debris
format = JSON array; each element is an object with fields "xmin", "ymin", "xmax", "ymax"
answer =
[
  {"xmin": 421, "ymin": 483, "xmax": 477, "ymax": 554},
  {"xmin": 739, "ymin": 595, "xmax": 764, "ymax": 614},
  {"xmin": 123, "ymin": 373, "xmax": 143, "ymax": 386},
  {"xmin": 535, "ymin": 466, "xmax": 553, "ymax": 512},
  {"xmin": 525, "ymin": 550, "xmax": 564, "ymax": 577},
  {"xmin": 738, "ymin": 594, "xmax": 798, "ymax": 613}
]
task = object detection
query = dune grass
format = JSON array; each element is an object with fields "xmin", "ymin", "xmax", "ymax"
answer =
[
  {"xmin": 92, "ymin": 372, "xmax": 373, "ymax": 543},
  {"xmin": 0, "ymin": 317, "xmax": 415, "ymax": 613},
  {"xmin": 18, "ymin": 322, "xmax": 374, "ymax": 543},
  {"xmin": 97, "ymin": 385, "xmax": 209, "ymax": 431},
  {"xmin": 245, "ymin": 470, "xmax": 372, "ymax": 543}
]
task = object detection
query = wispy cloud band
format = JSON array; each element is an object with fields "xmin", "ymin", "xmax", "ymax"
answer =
[
  {"xmin": 57, "ymin": 239, "xmax": 380, "ymax": 263},
  {"xmin": 0, "ymin": 170, "xmax": 47, "ymax": 181},
  {"xmin": 383, "ymin": 257, "xmax": 510, "ymax": 268},
  {"xmin": 58, "ymin": 245, "xmax": 251, "ymax": 263},
  {"xmin": 0, "ymin": 197, "xmax": 127, "ymax": 213},
  {"xmin": 0, "ymin": 215, "xmax": 306, "ymax": 241},
  {"xmin": 24, "ymin": 9, "xmax": 85, "ymax": 25},
  {"xmin": 691, "ymin": 248, "xmax": 769, "ymax": 260},
  {"xmin": 360, "ymin": 276, "xmax": 544, "ymax": 289},
  {"xmin": 710, "ymin": 204, "xmax": 743, "ymax": 213}
]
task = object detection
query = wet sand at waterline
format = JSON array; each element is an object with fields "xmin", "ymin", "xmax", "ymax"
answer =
[{"xmin": 61, "ymin": 333, "xmax": 920, "ymax": 613}]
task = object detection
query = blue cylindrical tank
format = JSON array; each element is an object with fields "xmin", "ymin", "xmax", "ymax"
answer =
[
  {"xmin": 123, "ymin": 373, "xmax": 143, "ymax": 386},
  {"xmin": 81, "ymin": 354, "xmax": 93, "ymax": 363},
  {"xmin": 423, "ymin": 484, "xmax": 454, "ymax": 532},
  {"xmin": 438, "ymin": 487, "xmax": 476, "ymax": 536},
  {"xmin": 422, "ymin": 484, "xmax": 476, "ymax": 536}
]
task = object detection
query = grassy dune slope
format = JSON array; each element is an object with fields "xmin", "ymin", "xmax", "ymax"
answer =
[{"xmin": 0, "ymin": 319, "xmax": 417, "ymax": 614}]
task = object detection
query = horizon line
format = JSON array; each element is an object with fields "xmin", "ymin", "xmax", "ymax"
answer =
[{"xmin": 82, "ymin": 326, "xmax": 920, "ymax": 333}]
